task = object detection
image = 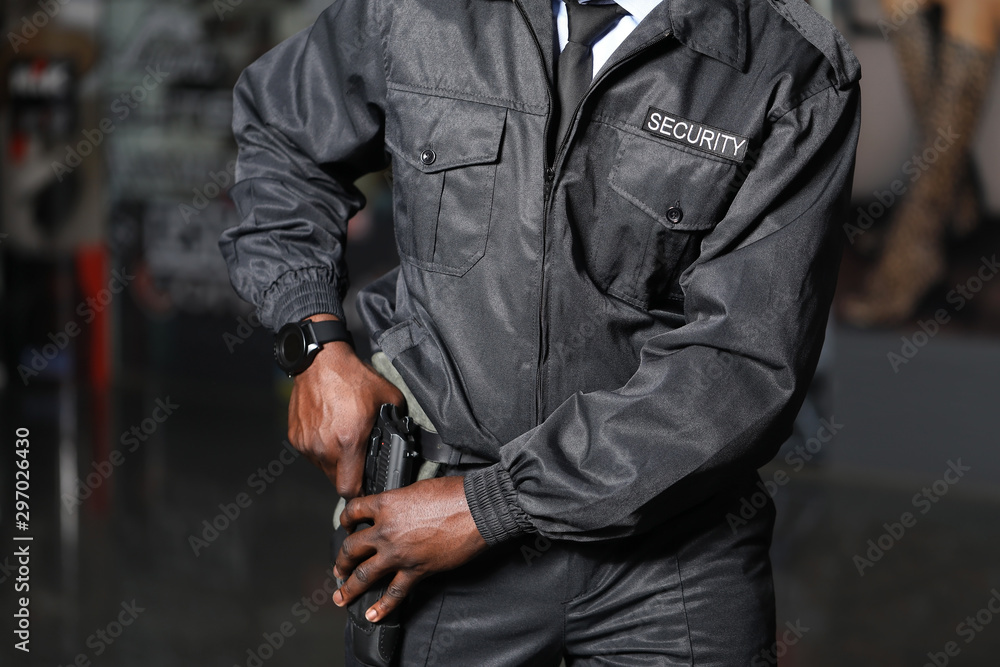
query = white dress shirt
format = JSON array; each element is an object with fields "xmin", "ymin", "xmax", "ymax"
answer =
[{"xmin": 553, "ymin": 0, "xmax": 665, "ymax": 78}]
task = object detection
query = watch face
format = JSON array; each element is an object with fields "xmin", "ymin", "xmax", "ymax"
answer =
[
  {"xmin": 274, "ymin": 323, "xmax": 308, "ymax": 374},
  {"xmin": 282, "ymin": 330, "xmax": 304, "ymax": 360}
]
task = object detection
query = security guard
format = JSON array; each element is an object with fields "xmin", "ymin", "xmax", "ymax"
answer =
[{"xmin": 219, "ymin": 0, "xmax": 861, "ymax": 663}]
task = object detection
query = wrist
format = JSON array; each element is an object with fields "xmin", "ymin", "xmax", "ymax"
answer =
[
  {"xmin": 274, "ymin": 315, "xmax": 355, "ymax": 376},
  {"xmin": 304, "ymin": 314, "xmax": 355, "ymax": 359}
]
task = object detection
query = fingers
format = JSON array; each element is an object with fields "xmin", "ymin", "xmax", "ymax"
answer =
[
  {"xmin": 288, "ymin": 401, "xmax": 355, "ymax": 493},
  {"xmin": 335, "ymin": 437, "xmax": 365, "ymax": 500},
  {"xmin": 364, "ymin": 360, "xmax": 406, "ymax": 408},
  {"xmin": 333, "ymin": 560, "xmax": 418, "ymax": 623},
  {"xmin": 381, "ymin": 380, "xmax": 406, "ymax": 410},
  {"xmin": 334, "ymin": 523, "xmax": 378, "ymax": 578},
  {"xmin": 318, "ymin": 460, "xmax": 341, "ymax": 489},
  {"xmin": 288, "ymin": 427, "xmax": 340, "ymax": 488},
  {"xmin": 339, "ymin": 495, "xmax": 378, "ymax": 533},
  {"xmin": 333, "ymin": 552, "xmax": 390, "ymax": 608},
  {"xmin": 366, "ymin": 571, "xmax": 417, "ymax": 622}
]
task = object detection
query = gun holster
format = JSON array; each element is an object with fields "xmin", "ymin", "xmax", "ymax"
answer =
[
  {"xmin": 334, "ymin": 403, "xmax": 417, "ymax": 667},
  {"xmin": 334, "ymin": 350, "xmax": 495, "ymax": 666}
]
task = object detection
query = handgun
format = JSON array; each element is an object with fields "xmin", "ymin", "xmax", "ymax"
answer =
[{"xmin": 344, "ymin": 403, "xmax": 420, "ymax": 667}]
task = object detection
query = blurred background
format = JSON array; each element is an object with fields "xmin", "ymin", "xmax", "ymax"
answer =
[{"xmin": 1, "ymin": 0, "xmax": 998, "ymax": 665}]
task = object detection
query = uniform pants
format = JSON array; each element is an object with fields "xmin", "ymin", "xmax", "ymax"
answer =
[{"xmin": 341, "ymin": 468, "xmax": 776, "ymax": 666}]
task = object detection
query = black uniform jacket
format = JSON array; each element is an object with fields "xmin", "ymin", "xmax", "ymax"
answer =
[{"xmin": 219, "ymin": 0, "xmax": 862, "ymax": 545}]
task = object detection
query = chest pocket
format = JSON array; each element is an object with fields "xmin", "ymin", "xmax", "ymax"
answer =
[
  {"xmin": 385, "ymin": 89, "xmax": 507, "ymax": 276},
  {"xmin": 590, "ymin": 131, "xmax": 738, "ymax": 311}
]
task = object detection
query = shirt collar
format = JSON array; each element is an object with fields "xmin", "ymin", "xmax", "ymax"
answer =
[
  {"xmin": 564, "ymin": 0, "xmax": 747, "ymax": 71},
  {"xmin": 573, "ymin": 0, "xmax": 661, "ymax": 24},
  {"xmin": 612, "ymin": 0, "xmax": 661, "ymax": 24}
]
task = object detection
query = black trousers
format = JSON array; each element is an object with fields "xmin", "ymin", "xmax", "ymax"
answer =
[{"xmin": 341, "ymin": 468, "xmax": 776, "ymax": 666}]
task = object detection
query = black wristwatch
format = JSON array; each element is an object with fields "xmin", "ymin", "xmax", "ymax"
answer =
[{"xmin": 274, "ymin": 319, "xmax": 354, "ymax": 376}]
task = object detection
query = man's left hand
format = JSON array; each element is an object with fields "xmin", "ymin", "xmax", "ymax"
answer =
[{"xmin": 333, "ymin": 475, "xmax": 489, "ymax": 621}]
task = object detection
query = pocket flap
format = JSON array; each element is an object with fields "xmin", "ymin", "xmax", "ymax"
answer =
[
  {"xmin": 608, "ymin": 132, "xmax": 731, "ymax": 232},
  {"xmin": 386, "ymin": 89, "xmax": 507, "ymax": 173}
]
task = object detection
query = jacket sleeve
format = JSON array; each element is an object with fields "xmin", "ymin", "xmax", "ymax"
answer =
[
  {"xmin": 219, "ymin": 0, "xmax": 388, "ymax": 329},
  {"xmin": 465, "ymin": 83, "xmax": 862, "ymax": 545}
]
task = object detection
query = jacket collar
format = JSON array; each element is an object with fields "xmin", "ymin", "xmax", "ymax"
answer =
[
  {"xmin": 665, "ymin": 0, "xmax": 748, "ymax": 71},
  {"xmin": 513, "ymin": 0, "xmax": 748, "ymax": 73}
]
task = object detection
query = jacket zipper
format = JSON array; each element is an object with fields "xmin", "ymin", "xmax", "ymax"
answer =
[
  {"xmin": 512, "ymin": 0, "xmax": 557, "ymax": 426},
  {"xmin": 513, "ymin": 0, "xmax": 671, "ymax": 424}
]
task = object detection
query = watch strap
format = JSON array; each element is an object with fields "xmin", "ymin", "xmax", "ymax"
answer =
[{"xmin": 307, "ymin": 319, "xmax": 355, "ymax": 348}]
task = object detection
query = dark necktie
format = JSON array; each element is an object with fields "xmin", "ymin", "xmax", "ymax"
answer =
[{"xmin": 555, "ymin": 0, "xmax": 626, "ymax": 148}]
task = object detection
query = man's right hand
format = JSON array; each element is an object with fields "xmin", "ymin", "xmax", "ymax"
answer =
[{"xmin": 286, "ymin": 314, "xmax": 405, "ymax": 500}]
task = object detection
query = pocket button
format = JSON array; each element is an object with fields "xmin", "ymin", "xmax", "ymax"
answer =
[
  {"xmin": 666, "ymin": 205, "xmax": 684, "ymax": 225},
  {"xmin": 420, "ymin": 149, "xmax": 437, "ymax": 166}
]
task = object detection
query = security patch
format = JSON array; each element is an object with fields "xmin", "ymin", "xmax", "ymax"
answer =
[{"xmin": 642, "ymin": 107, "xmax": 749, "ymax": 163}]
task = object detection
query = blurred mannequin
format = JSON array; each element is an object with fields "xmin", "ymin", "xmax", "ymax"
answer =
[{"xmin": 841, "ymin": 0, "xmax": 999, "ymax": 326}]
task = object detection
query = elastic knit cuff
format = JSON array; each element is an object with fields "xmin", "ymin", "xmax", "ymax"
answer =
[
  {"xmin": 268, "ymin": 277, "xmax": 346, "ymax": 329},
  {"xmin": 463, "ymin": 463, "xmax": 536, "ymax": 546}
]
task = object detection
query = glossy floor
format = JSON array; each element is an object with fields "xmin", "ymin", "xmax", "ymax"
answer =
[{"xmin": 2, "ymin": 324, "xmax": 998, "ymax": 666}]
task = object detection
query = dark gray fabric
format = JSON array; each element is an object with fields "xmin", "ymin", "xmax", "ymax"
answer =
[
  {"xmin": 342, "ymin": 469, "xmax": 776, "ymax": 666},
  {"xmin": 220, "ymin": 0, "xmax": 861, "ymax": 548},
  {"xmin": 463, "ymin": 463, "xmax": 536, "ymax": 546}
]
